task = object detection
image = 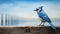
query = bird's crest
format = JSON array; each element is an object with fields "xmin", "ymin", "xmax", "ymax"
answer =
[{"xmin": 34, "ymin": 6, "xmax": 43, "ymax": 13}]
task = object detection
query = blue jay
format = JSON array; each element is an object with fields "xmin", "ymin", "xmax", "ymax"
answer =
[{"xmin": 34, "ymin": 6, "xmax": 56, "ymax": 31}]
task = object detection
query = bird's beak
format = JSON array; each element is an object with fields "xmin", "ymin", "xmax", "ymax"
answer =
[
  {"xmin": 34, "ymin": 9, "xmax": 39, "ymax": 11},
  {"xmin": 34, "ymin": 9, "xmax": 37, "ymax": 11}
]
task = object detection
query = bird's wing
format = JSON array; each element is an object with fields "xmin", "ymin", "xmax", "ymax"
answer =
[{"xmin": 38, "ymin": 11, "xmax": 51, "ymax": 22}]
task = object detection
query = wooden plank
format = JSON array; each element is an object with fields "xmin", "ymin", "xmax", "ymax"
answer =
[{"xmin": 0, "ymin": 26, "xmax": 59, "ymax": 34}]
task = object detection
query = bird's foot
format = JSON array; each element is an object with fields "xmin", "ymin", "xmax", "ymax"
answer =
[{"xmin": 38, "ymin": 24, "xmax": 45, "ymax": 26}]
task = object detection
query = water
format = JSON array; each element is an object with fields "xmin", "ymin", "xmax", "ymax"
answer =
[
  {"xmin": 15, "ymin": 22, "xmax": 60, "ymax": 27},
  {"xmin": 0, "ymin": 21, "xmax": 60, "ymax": 27},
  {"xmin": 0, "ymin": 17, "xmax": 60, "ymax": 27}
]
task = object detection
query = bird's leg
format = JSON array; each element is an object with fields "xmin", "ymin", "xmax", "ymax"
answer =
[
  {"xmin": 39, "ymin": 22, "xmax": 42, "ymax": 26},
  {"xmin": 39, "ymin": 22, "xmax": 45, "ymax": 26},
  {"xmin": 42, "ymin": 23, "xmax": 44, "ymax": 26},
  {"xmin": 40, "ymin": 22, "xmax": 42, "ymax": 25}
]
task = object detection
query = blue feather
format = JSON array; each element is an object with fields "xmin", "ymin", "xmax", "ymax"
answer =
[{"xmin": 48, "ymin": 22, "xmax": 56, "ymax": 31}]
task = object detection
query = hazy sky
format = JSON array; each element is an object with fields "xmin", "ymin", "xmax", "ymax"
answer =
[{"xmin": 0, "ymin": 0, "xmax": 60, "ymax": 19}]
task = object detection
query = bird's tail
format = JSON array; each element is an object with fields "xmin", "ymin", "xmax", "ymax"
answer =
[{"xmin": 48, "ymin": 22, "xmax": 56, "ymax": 31}]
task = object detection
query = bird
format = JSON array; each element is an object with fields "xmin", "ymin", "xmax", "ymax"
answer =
[{"xmin": 34, "ymin": 6, "xmax": 56, "ymax": 31}]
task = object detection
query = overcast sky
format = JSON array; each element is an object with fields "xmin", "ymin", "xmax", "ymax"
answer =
[{"xmin": 0, "ymin": 0, "xmax": 60, "ymax": 19}]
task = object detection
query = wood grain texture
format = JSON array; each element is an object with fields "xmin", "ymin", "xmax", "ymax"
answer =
[{"xmin": 0, "ymin": 26, "xmax": 59, "ymax": 34}]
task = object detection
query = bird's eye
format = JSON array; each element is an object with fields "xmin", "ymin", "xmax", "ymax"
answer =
[{"xmin": 36, "ymin": 9, "xmax": 39, "ymax": 10}]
